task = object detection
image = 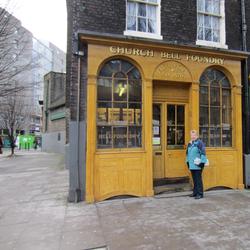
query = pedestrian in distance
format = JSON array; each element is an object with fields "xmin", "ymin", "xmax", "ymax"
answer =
[
  {"xmin": 0, "ymin": 135, "xmax": 3, "ymax": 154},
  {"xmin": 186, "ymin": 130, "xmax": 207, "ymax": 199}
]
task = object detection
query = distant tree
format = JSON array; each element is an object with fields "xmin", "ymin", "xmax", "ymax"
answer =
[
  {"xmin": 0, "ymin": 90, "xmax": 32, "ymax": 156},
  {"xmin": 0, "ymin": 1, "xmax": 37, "ymax": 97}
]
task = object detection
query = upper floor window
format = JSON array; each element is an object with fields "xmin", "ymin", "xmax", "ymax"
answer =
[
  {"xmin": 197, "ymin": 0, "xmax": 227, "ymax": 48},
  {"xmin": 97, "ymin": 59, "xmax": 142, "ymax": 149},
  {"xmin": 199, "ymin": 68, "xmax": 232, "ymax": 147},
  {"xmin": 124, "ymin": 0, "xmax": 162, "ymax": 40}
]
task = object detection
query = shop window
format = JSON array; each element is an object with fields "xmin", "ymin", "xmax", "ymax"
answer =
[
  {"xmin": 124, "ymin": 0, "xmax": 162, "ymax": 40},
  {"xmin": 196, "ymin": 0, "xmax": 227, "ymax": 48},
  {"xmin": 97, "ymin": 59, "xmax": 142, "ymax": 149},
  {"xmin": 199, "ymin": 68, "xmax": 232, "ymax": 147}
]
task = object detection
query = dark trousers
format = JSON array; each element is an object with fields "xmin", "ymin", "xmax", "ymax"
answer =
[{"xmin": 191, "ymin": 169, "xmax": 203, "ymax": 196}]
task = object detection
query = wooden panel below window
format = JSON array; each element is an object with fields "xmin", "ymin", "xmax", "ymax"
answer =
[{"xmin": 94, "ymin": 152, "xmax": 146, "ymax": 201}]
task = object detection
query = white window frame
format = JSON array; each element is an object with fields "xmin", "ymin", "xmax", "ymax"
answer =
[
  {"xmin": 124, "ymin": 0, "xmax": 162, "ymax": 40},
  {"xmin": 196, "ymin": 0, "xmax": 228, "ymax": 49}
]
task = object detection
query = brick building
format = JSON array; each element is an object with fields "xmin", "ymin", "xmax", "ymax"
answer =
[
  {"xmin": 66, "ymin": 0, "xmax": 250, "ymax": 202},
  {"xmin": 42, "ymin": 72, "xmax": 66, "ymax": 154}
]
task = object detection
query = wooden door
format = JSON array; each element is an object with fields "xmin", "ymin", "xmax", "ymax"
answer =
[{"xmin": 165, "ymin": 104, "xmax": 188, "ymax": 177}]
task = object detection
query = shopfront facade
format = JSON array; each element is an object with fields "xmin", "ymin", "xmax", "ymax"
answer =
[{"xmin": 82, "ymin": 35, "xmax": 246, "ymax": 202}]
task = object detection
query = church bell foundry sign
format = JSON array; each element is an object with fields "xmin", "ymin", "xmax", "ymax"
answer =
[{"xmin": 110, "ymin": 46, "xmax": 225, "ymax": 65}]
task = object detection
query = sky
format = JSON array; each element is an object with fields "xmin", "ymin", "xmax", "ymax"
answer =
[{"xmin": 0, "ymin": 0, "xmax": 67, "ymax": 52}]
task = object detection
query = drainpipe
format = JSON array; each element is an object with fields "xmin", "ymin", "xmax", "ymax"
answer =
[
  {"xmin": 75, "ymin": 50, "xmax": 84, "ymax": 202},
  {"xmin": 241, "ymin": 0, "xmax": 249, "ymax": 154}
]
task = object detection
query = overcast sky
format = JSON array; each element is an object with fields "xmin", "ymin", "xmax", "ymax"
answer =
[{"xmin": 0, "ymin": 0, "xmax": 67, "ymax": 52}]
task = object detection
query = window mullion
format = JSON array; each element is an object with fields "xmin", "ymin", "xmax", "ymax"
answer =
[
  {"xmin": 175, "ymin": 105, "xmax": 177, "ymax": 146},
  {"xmin": 220, "ymin": 85, "xmax": 222, "ymax": 147},
  {"xmin": 127, "ymin": 78, "xmax": 129, "ymax": 148},
  {"xmin": 208, "ymin": 83, "xmax": 211, "ymax": 147}
]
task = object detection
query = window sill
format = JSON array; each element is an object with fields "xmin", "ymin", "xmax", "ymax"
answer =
[
  {"xmin": 124, "ymin": 30, "xmax": 163, "ymax": 40},
  {"xmin": 196, "ymin": 40, "xmax": 228, "ymax": 49}
]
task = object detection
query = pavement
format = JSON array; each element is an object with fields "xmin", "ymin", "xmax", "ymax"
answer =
[{"xmin": 1, "ymin": 149, "xmax": 250, "ymax": 250}]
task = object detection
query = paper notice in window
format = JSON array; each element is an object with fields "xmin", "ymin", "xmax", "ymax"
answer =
[
  {"xmin": 153, "ymin": 126, "xmax": 159, "ymax": 135},
  {"xmin": 153, "ymin": 137, "xmax": 160, "ymax": 145}
]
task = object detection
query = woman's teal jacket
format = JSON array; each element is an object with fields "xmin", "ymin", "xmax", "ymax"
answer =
[{"xmin": 186, "ymin": 139, "xmax": 207, "ymax": 170}]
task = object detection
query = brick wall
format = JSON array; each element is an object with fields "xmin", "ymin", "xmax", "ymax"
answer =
[{"xmin": 66, "ymin": 0, "xmax": 245, "ymax": 126}]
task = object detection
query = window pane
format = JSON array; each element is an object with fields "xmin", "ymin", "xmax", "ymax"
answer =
[
  {"xmin": 210, "ymin": 86, "xmax": 220, "ymax": 106},
  {"xmin": 97, "ymin": 102, "xmax": 112, "ymax": 125},
  {"xmin": 167, "ymin": 105, "xmax": 175, "ymax": 126},
  {"xmin": 221, "ymin": 78, "xmax": 230, "ymax": 88},
  {"xmin": 128, "ymin": 103, "xmax": 142, "ymax": 125},
  {"xmin": 129, "ymin": 80, "xmax": 142, "ymax": 102},
  {"xmin": 153, "ymin": 104, "xmax": 161, "ymax": 146},
  {"xmin": 128, "ymin": 68, "xmax": 141, "ymax": 79},
  {"xmin": 200, "ymin": 86, "xmax": 208, "ymax": 105},
  {"xmin": 199, "ymin": 127, "xmax": 209, "ymax": 146},
  {"xmin": 112, "ymin": 103, "xmax": 128, "ymax": 125},
  {"xmin": 205, "ymin": 0, "xmax": 213, "ymax": 13},
  {"xmin": 177, "ymin": 105, "xmax": 184, "ymax": 125},
  {"xmin": 167, "ymin": 126, "xmax": 175, "ymax": 145},
  {"xmin": 222, "ymin": 108, "xmax": 232, "ymax": 126},
  {"xmin": 198, "ymin": 26, "xmax": 204, "ymax": 40},
  {"xmin": 148, "ymin": 5, "xmax": 157, "ymax": 20},
  {"xmin": 222, "ymin": 89, "xmax": 231, "ymax": 107},
  {"xmin": 205, "ymin": 28, "xmax": 212, "ymax": 41},
  {"xmin": 210, "ymin": 127, "xmax": 221, "ymax": 147},
  {"xmin": 198, "ymin": 14, "xmax": 204, "ymax": 27},
  {"xmin": 177, "ymin": 126, "xmax": 185, "ymax": 145},
  {"xmin": 210, "ymin": 107, "xmax": 220, "ymax": 126},
  {"xmin": 121, "ymin": 61, "xmax": 134, "ymax": 74},
  {"xmin": 109, "ymin": 60, "xmax": 121, "ymax": 73},
  {"xmin": 213, "ymin": 0, "xmax": 220, "ymax": 15},
  {"xmin": 128, "ymin": 126, "xmax": 142, "ymax": 147},
  {"xmin": 97, "ymin": 78, "xmax": 112, "ymax": 101},
  {"xmin": 138, "ymin": 3, "xmax": 146, "ymax": 17},
  {"xmin": 200, "ymin": 106, "xmax": 209, "ymax": 126},
  {"xmin": 113, "ymin": 127, "xmax": 127, "ymax": 148},
  {"xmin": 198, "ymin": 0, "xmax": 204, "ymax": 12},
  {"xmin": 114, "ymin": 79, "xmax": 127, "ymax": 101},
  {"xmin": 138, "ymin": 17, "xmax": 147, "ymax": 32},
  {"xmin": 97, "ymin": 126, "xmax": 112, "ymax": 149},
  {"xmin": 127, "ymin": 16, "xmax": 136, "ymax": 31},
  {"xmin": 212, "ymin": 29, "xmax": 219, "ymax": 42},
  {"xmin": 204, "ymin": 15, "xmax": 211, "ymax": 28},
  {"xmin": 99, "ymin": 65, "xmax": 113, "ymax": 77},
  {"xmin": 127, "ymin": 2, "xmax": 136, "ymax": 16},
  {"xmin": 222, "ymin": 126, "xmax": 232, "ymax": 147},
  {"xmin": 212, "ymin": 16, "xmax": 220, "ymax": 29},
  {"xmin": 148, "ymin": 19, "xmax": 156, "ymax": 33}
]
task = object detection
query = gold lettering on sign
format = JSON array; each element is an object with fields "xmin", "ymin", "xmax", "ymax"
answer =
[
  {"xmin": 154, "ymin": 61, "xmax": 192, "ymax": 82},
  {"xmin": 109, "ymin": 46, "xmax": 225, "ymax": 65},
  {"xmin": 110, "ymin": 46, "xmax": 154, "ymax": 57},
  {"xmin": 186, "ymin": 54, "xmax": 224, "ymax": 65},
  {"xmin": 160, "ymin": 52, "xmax": 181, "ymax": 60}
]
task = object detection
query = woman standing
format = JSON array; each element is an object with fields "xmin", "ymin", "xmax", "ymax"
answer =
[{"xmin": 186, "ymin": 130, "xmax": 207, "ymax": 199}]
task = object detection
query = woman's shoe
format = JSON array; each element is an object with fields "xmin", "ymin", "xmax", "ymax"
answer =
[
  {"xmin": 195, "ymin": 195, "xmax": 203, "ymax": 199},
  {"xmin": 189, "ymin": 194, "xmax": 196, "ymax": 197}
]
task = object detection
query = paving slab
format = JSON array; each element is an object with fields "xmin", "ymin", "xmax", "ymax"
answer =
[{"xmin": 1, "ymin": 151, "xmax": 250, "ymax": 249}]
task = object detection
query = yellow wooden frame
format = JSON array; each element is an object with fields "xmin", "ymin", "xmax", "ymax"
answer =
[{"xmin": 83, "ymin": 35, "xmax": 246, "ymax": 202}]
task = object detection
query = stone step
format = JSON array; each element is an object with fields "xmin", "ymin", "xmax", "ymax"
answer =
[{"xmin": 154, "ymin": 182, "xmax": 192, "ymax": 195}]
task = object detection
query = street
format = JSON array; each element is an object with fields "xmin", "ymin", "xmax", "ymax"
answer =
[{"xmin": 1, "ymin": 151, "xmax": 250, "ymax": 250}]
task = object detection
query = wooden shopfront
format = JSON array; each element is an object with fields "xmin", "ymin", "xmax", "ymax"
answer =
[{"xmin": 82, "ymin": 35, "xmax": 246, "ymax": 202}]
